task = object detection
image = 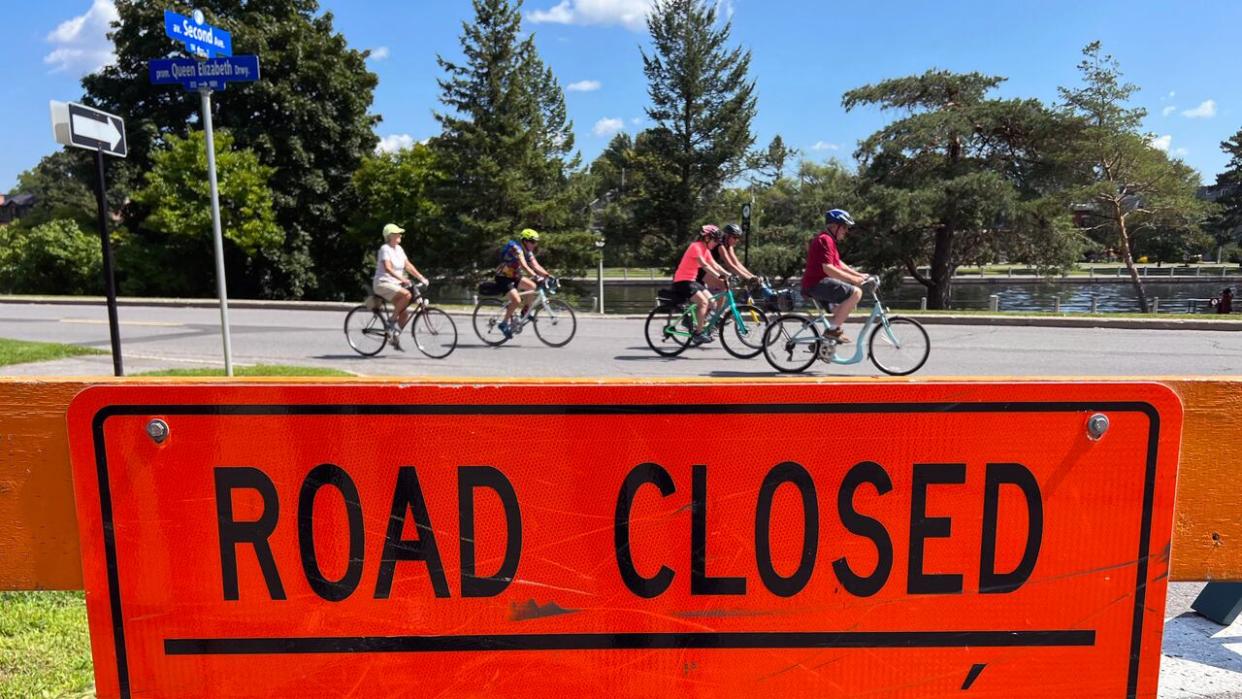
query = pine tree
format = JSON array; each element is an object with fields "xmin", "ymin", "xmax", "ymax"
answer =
[
  {"xmin": 1058, "ymin": 42, "xmax": 1210, "ymax": 312},
  {"xmin": 433, "ymin": 0, "xmax": 578, "ymax": 271},
  {"xmin": 637, "ymin": 0, "xmax": 756, "ymax": 254},
  {"xmin": 1209, "ymin": 129, "xmax": 1242, "ymax": 256}
]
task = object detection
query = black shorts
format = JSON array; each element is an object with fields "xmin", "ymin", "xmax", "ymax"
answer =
[
  {"xmin": 672, "ymin": 280, "xmax": 706, "ymax": 301},
  {"xmin": 808, "ymin": 278, "xmax": 856, "ymax": 305},
  {"xmin": 494, "ymin": 275, "xmax": 519, "ymax": 293}
]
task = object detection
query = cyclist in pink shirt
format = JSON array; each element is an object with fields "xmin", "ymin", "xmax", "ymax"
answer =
[{"xmin": 673, "ymin": 225, "xmax": 730, "ymax": 345}]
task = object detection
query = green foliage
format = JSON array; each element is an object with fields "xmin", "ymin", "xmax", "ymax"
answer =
[
  {"xmin": 1208, "ymin": 128, "xmax": 1242, "ymax": 249},
  {"xmin": 1057, "ymin": 42, "xmax": 1213, "ymax": 311},
  {"xmin": 135, "ymin": 130, "xmax": 281, "ymax": 256},
  {"xmin": 84, "ymin": 0, "xmax": 379, "ymax": 298},
  {"xmin": 432, "ymin": 0, "xmax": 581, "ymax": 274},
  {"xmin": 636, "ymin": 0, "xmax": 757, "ymax": 253},
  {"xmin": 0, "ymin": 338, "xmax": 104, "ymax": 367},
  {"xmin": 9, "ymin": 152, "xmax": 100, "ymax": 229},
  {"xmin": 0, "ymin": 219, "xmax": 104, "ymax": 295},
  {"xmin": 844, "ymin": 69, "xmax": 1080, "ymax": 308},
  {"xmin": 536, "ymin": 229, "xmax": 598, "ymax": 279},
  {"xmin": 347, "ymin": 144, "xmax": 446, "ymax": 288}
]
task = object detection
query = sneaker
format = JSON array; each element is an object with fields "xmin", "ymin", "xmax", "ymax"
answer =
[
  {"xmin": 498, "ymin": 320, "xmax": 514, "ymax": 339},
  {"xmin": 691, "ymin": 331, "xmax": 714, "ymax": 346},
  {"xmin": 390, "ymin": 333, "xmax": 405, "ymax": 351},
  {"xmin": 825, "ymin": 326, "xmax": 851, "ymax": 344}
]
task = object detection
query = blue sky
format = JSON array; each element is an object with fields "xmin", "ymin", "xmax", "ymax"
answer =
[{"xmin": 2, "ymin": 0, "xmax": 1239, "ymax": 193}]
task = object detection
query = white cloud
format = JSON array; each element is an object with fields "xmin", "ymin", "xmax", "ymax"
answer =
[
  {"xmin": 1174, "ymin": 147, "xmax": 1189, "ymax": 157},
  {"xmin": 566, "ymin": 80, "xmax": 602, "ymax": 92},
  {"xmin": 1161, "ymin": 105, "xmax": 1176, "ymax": 117},
  {"xmin": 368, "ymin": 46, "xmax": 390, "ymax": 62},
  {"xmin": 44, "ymin": 0, "xmax": 118, "ymax": 75},
  {"xmin": 1182, "ymin": 99, "xmax": 1216, "ymax": 119},
  {"xmin": 592, "ymin": 117, "xmax": 625, "ymax": 137},
  {"xmin": 1168, "ymin": 91, "xmax": 1176, "ymax": 99},
  {"xmin": 811, "ymin": 141, "xmax": 840, "ymax": 151},
  {"xmin": 376, "ymin": 134, "xmax": 415, "ymax": 153},
  {"xmin": 529, "ymin": 0, "xmax": 653, "ymax": 31},
  {"xmin": 1149, "ymin": 134, "xmax": 1172, "ymax": 152},
  {"xmin": 630, "ymin": 117, "xmax": 644, "ymax": 125}
]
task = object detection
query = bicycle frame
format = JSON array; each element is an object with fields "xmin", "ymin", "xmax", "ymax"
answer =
[
  {"xmin": 661, "ymin": 283, "xmax": 754, "ymax": 341},
  {"xmin": 783, "ymin": 288, "xmax": 903, "ymax": 365}
]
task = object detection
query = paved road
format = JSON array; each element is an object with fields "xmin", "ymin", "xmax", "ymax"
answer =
[
  {"xmin": 2, "ymin": 301, "xmax": 1241, "ymax": 696},
  {"xmin": 2, "ymin": 302, "xmax": 1241, "ymax": 377}
]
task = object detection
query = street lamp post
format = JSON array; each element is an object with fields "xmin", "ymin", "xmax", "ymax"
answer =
[{"xmin": 595, "ymin": 238, "xmax": 606, "ymax": 314}]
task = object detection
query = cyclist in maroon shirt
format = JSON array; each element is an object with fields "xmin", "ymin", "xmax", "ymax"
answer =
[{"xmin": 801, "ymin": 209, "xmax": 874, "ymax": 342}]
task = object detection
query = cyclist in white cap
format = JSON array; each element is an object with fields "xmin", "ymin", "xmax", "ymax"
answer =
[{"xmin": 373, "ymin": 223, "xmax": 429, "ymax": 350}]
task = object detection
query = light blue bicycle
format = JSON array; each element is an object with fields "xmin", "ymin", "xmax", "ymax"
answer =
[{"xmin": 761, "ymin": 279, "xmax": 930, "ymax": 375}]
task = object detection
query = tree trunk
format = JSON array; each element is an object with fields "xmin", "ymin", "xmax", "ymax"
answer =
[
  {"xmin": 1115, "ymin": 209, "xmax": 1149, "ymax": 313},
  {"xmin": 927, "ymin": 228, "xmax": 955, "ymax": 310}
]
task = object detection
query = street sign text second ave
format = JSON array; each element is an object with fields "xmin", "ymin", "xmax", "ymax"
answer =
[{"xmin": 67, "ymin": 383, "xmax": 1182, "ymax": 698}]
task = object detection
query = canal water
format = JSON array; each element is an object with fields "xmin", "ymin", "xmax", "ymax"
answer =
[{"xmin": 434, "ymin": 278, "xmax": 1239, "ymax": 314}]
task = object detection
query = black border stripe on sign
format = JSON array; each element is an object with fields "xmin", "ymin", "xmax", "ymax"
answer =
[
  {"xmin": 90, "ymin": 400, "xmax": 1161, "ymax": 699},
  {"xmin": 165, "ymin": 630, "xmax": 1097, "ymax": 655}
]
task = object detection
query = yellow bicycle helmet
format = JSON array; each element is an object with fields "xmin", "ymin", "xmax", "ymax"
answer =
[{"xmin": 519, "ymin": 228, "xmax": 540, "ymax": 241}]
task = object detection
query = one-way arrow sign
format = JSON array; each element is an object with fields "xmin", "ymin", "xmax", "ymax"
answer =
[{"xmin": 50, "ymin": 101, "xmax": 127, "ymax": 158}]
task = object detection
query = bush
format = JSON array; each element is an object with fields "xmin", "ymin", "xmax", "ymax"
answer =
[{"xmin": 0, "ymin": 219, "xmax": 103, "ymax": 295}]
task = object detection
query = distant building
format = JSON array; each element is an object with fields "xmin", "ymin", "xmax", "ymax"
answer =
[{"xmin": 0, "ymin": 193, "xmax": 36, "ymax": 224}]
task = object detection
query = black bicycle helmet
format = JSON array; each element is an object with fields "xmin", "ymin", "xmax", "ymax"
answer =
[{"xmin": 722, "ymin": 223, "xmax": 743, "ymax": 239}]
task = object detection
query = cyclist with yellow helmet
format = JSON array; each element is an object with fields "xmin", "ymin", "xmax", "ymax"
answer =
[{"xmin": 495, "ymin": 228, "xmax": 552, "ymax": 338}]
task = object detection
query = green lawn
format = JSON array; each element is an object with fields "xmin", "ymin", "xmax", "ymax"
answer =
[
  {"xmin": 0, "ymin": 339, "xmax": 103, "ymax": 368},
  {"xmin": 0, "ymin": 591, "xmax": 93, "ymax": 698},
  {"xmin": 136, "ymin": 363, "xmax": 353, "ymax": 377}
]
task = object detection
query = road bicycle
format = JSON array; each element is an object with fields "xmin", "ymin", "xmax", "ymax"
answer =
[
  {"xmin": 344, "ymin": 283, "xmax": 458, "ymax": 359},
  {"xmin": 473, "ymin": 277, "xmax": 577, "ymax": 347},
  {"xmin": 761, "ymin": 279, "xmax": 930, "ymax": 375},
  {"xmin": 643, "ymin": 276, "xmax": 769, "ymax": 358}
]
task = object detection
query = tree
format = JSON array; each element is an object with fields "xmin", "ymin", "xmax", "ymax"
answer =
[
  {"xmin": 748, "ymin": 135, "xmax": 797, "ymax": 186},
  {"xmin": 83, "ymin": 0, "xmax": 378, "ymax": 298},
  {"xmin": 637, "ymin": 0, "xmax": 757, "ymax": 254},
  {"xmin": 845, "ymin": 70, "xmax": 1081, "ymax": 308},
  {"xmin": 9, "ymin": 152, "xmax": 100, "ymax": 229},
  {"xmin": 1207, "ymin": 128, "xmax": 1242, "ymax": 258},
  {"xmin": 433, "ymin": 0, "xmax": 580, "ymax": 273},
  {"xmin": 347, "ymin": 143, "xmax": 447, "ymax": 288},
  {"xmin": 1058, "ymin": 42, "xmax": 1211, "ymax": 311},
  {"xmin": 130, "ymin": 130, "xmax": 281, "ymax": 296},
  {"xmin": 0, "ymin": 219, "xmax": 103, "ymax": 295}
]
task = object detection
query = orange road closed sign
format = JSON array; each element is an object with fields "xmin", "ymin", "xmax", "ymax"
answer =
[{"xmin": 67, "ymin": 382, "xmax": 1182, "ymax": 698}]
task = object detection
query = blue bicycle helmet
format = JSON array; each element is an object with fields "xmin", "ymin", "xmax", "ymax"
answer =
[{"xmin": 825, "ymin": 209, "xmax": 855, "ymax": 227}]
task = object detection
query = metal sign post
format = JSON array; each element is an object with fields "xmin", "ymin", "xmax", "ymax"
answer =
[
  {"xmin": 198, "ymin": 87, "xmax": 234, "ymax": 376},
  {"xmin": 153, "ymin": 10, "xmax": 257, "ymax": 377},
  {"xmin": 50, "ymin": 101, "xmax": 127, "ymax": 376},
  {"xmin": 741, "ymin": 201, "xmax": 752, "ymax": 267}
]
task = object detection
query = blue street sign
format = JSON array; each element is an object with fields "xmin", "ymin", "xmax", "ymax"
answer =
[
  {"xmin": 149, "ymin": 55, "xmax": 260, "ymax": 93},
  {"xmin": 164, "ymin": 9, "xmax": 232, "ymax": 58}
]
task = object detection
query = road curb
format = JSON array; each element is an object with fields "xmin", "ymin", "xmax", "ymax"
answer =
[{"xmin": 3, "ymin": 296, "xmax": 1241, "ymax": 331}]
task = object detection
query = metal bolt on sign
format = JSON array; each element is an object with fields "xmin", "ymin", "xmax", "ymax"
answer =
[
  {"xmin": 1086, "ymin": 413, "xmax": 1109, "ymax": 441},
  {"xmin": 146, "ymin": 419, "xmax": 169, "ymax": 444}
]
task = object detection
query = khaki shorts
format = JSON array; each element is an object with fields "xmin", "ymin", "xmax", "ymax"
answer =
[{"xmin": 373, "ymin": 279, "xmax": 410, "ymax": 301}]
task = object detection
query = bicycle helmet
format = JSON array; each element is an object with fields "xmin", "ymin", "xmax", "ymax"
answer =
[
  {"xmin": 824, "ymin": 209, "xmax": 855, "ymax": 227},
  {"xmin": 519, "ymin": 228, "xmax": 540, "ymax": 241},
  {"xmin": 722, "ymin": 223, "xmax": 743, "ymax": 239},
  {"xmin": 699, "ymin": 224, "xmax": 721, "ymax": 241}
]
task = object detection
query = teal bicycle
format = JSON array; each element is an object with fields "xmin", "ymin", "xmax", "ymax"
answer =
[
  {"xmin": 644, "ymin": 277, "xmax": 770, "ymax": 358},
  {"xmin": 761, "ymin": 279, "xmax": 930, "ymax": 375}
]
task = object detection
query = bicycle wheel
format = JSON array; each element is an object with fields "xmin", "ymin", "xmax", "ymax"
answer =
[
  {"xmin": 762, "ymin": 314, "xmax": 820, "ymax": 373},
  {"xmin": 472, "ymin": 299, "xmax": 510, "ymax": 346},
  {"xmin": 644, "ymin": 305, "xmax": 691, "ymax": 357},
  {"xmin": 344, "ymin": 305, "xmax": 387, "ymax": 356},
  {"xmin": 532, "ymin": 299, "xmax": 577, "ymax": 347},
  {"xmin": 411, "ymin": 307, "xmax": 458, "ymax": 359},
  {"xmin": 869, "ymin": 316, "xmax": 930, "ymax": 376},
  {"xmin": 718, "ymin": 303, "xmax": 769, "ymax": 359}
]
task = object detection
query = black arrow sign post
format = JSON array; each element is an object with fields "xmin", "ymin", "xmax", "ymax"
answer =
[{"xmin": 51, "ymin": 101, "xmax": 127, "ymax": 376}]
